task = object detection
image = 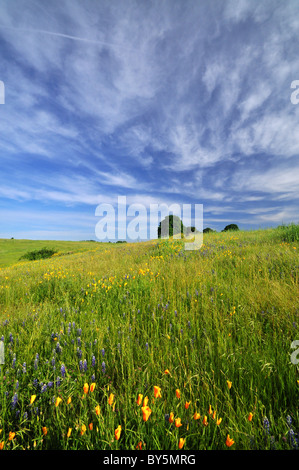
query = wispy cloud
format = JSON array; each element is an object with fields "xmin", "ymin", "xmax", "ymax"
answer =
[{"xmin": 0, "ymin": 0, "xmax": 298, "ymax": 239}]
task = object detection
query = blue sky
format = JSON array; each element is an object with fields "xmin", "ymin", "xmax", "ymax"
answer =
[{"xmin": 0, "ymin": 0, "xmax": 298, "ymax": 241}]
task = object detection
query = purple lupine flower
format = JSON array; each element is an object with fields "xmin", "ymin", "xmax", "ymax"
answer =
[
  {"xmin": 92, "ymin": 356, "xmax": 95, "ymax": 368},
  {"xmin": 41, "ymin": 384, "xmax": 47, "ymax": 393},
  {"xmin": 77, "ymin": 348, "xmax": 82, "ymax": 359},
  {"xmin": 61, "ymin": 363, "xmax": 66, "ymax": 378},
  {"xmin": 101, "ymin": 348, "xmax": 105, "ymax": 357},
  {"xmin": 79, "ymin": 360, "xmax": 83, "ymax": 372},
  {"xmin": 55, "ymin": 342, "xmax": 62, "ymax": 354},
  {"xmin": 11, "ymin": 393, "xmax": 18, "ymax": 410},
  {"xmin": 145, "ymin": 342, "xmax": 149, "ymax": 352},
  {"xmin": 101, "ymin": 361, "xmax": 106, "ymax": 374},
  {"xmin": 77, "ymin": 337, "xmax": 81, "ymax": 347},
  {"xmin": 22, "ymin": 362, "xmax": 26, "ymax": 374},
  {"xmin": 47, "ymin": 381, "xmax": 53, "ymax": 388},
  {"xmin": 83, "ymin": 359, "xmax": 87, "ymax": 372}
]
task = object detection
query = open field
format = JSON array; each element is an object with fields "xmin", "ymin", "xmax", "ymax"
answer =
[
  {"xmin": 0, "ymin": 238, "xmax": 104, "ymax": 269},
  {"xmin": 0, "ymin": 227, "xmax": 298, "ymax": 450}
]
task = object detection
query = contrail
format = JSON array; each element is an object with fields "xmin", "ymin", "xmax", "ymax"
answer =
[{"xmin": 0, "ymin": 24, "xmax": 132, "ymax": 52}]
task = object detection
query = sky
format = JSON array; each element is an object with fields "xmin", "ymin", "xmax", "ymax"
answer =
[{"xmin": 0, "ymin": 0, "xmax": 299, "ymax": 241}]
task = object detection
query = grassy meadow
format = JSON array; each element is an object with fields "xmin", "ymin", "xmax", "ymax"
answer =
[{"xmin": 0, "ymin": 226, "xmax": 298, "ymax": 450}]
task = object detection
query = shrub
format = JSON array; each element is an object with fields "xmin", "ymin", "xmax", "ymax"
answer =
[
  {"xmin": 19, "ymin": 247, "xmax": 57, "ymax": 261},
  {"xmin": 222, "ymin": 224, "xmax": 239, "ymax": 232}
]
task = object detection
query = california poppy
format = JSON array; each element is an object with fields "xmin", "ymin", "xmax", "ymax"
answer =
[
  {"xmin": 141, "ymin": 406, "xmax": 152, "ymax": 422},
  {"xmin": 175, "ymin": 417, "xmax": 182, "ymax": 427},
  {"xmin": 154, "ymin": 386, "xmax": 162, "ymax": 398},
  {"xmin": 137, "ymin": 394, "xmax": 143, "ymax": 406},
  {"xmin": 115, "ymin": 425, "xmax": 121, "ymax": 440},
  {"xmin": 108, "ymin": 393, "xmax": 114, "ymax": 405},
  {"xmin": 30, "ymin": 395, "xmax": 36, "ymax": 405},
  {"xmin": 226, "ymin": 434, "xmax": 235, "ymax": 447},
  {"xmin": 178, "ymin": 438, "xmax": 185, "ymax": 449}
]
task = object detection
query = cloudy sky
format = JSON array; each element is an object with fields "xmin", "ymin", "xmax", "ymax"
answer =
[{"xmin": 0, "ymin": 0, "xmax": 298, "ymax": 241}]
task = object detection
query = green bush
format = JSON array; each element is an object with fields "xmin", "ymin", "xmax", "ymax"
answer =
[
  {"xmin": 222, "ymin": 224, "xmax": 239, "ymax": 232},
  {"xmin": 19, "ymin": 247, "xmax": 57, "ymax": 261}
]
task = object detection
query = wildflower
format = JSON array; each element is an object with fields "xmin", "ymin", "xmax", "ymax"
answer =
[
  {"xmin": 227, "ymin": 380, "xmax": 232, "ymax": 389},
  {"xmin": 141, "ymin": 406, "xmax": 152, "ymax": 422},
  {"xmin": 193, "ymin": 412, "xmax": 200, "ymax": 420},
  {"xmin": 136, "ymin": 441, "xmax": 143, "ymax": 450},
  {"xmin": 8, "ymin": 432, "xmax": 15, "ymax": 441},
  {"xmin": 83, "ymin": 383, "xmax": 89, "ymax": 394},
  {"xmin": 226, "ymin": 434, "xmax": 235, "ymax": 447},
  {"xmin": 164, "ymin": 369, "xmax": 170, "ymax": 375},
  {"xmin": 208, "ymin": 404, "xmax": 213, "ymax": 415},
  {"xmin": 115, "ymin": 425, "xmax": 121, "ymax": 440},
  {"xmin": 92, "ymin": 356, "xmax": 96, "ymax": 367},
  {"xmin": 143, "ymin": 396, "xmax": 149, "ymax": 407},
  {"xmin": 55, "ymin": 397, "xmax": 62, "ymax": 407},
  {"xmin": 80, "ymin": 424, "xmax": 86, "ymax": 436},
  {"xmin": 67, "ymin": 396, "xmax": 72, "ymax": 405},
  {"xmin": 108, "ymin": 393, "xmax": 114, "ymax": 405},
  {"xmin": 178, "ymin": 438, "xmax": 186, "ymax": 449},
  {"xmin": 11, "ymin": 393, "xmax": 18, "ymax": 410},
  {"xmin": 248, "ymin": 412, "xmax": 253, "ymax": 422},
  {"xmin": 67, "ymin": 428, "xmax": 72, "ymax": 438},
  {"xmin": 101, "ymin": 361, "xmax": 106, "ymax": 374},
  {"xmin": 154, "ymin": 386, "xmax": 162, "ymax": 398},
  {"xmin": 42, "ymin": 427, "xmax": 48, "ymax": 436},
  {"xmin": 61, "ymin": 364, "xmax": 66, "ymax": 378},
  {"xmin": 137, "ymin": 394, "xmax": 143, "ymax": 406},
  {"xmin": 263, "ymin": 416, "xmax": 270, "ymax": 435},
  {"xmin": 0, "ymin": 442, "xmax": 4, "ymax": 450},
  {"xmin": 90, "ymin": 383, "xmax": 96, "ymax": 392},
  {"xmin": 175, "ymin": 389, "xmax": 181, "ymax": 399},
  {"xmin": 30, "ymin": 395, "xmax": 36, "ymax": 405},
  {"xmin": 203, "ymin": 416, "xmax": 208, "ymax": 427},
  {"xmin": 212, "ymin": 410, "xmax": 216, "ymax": 420},
  {"xmin": 216, "ymin": 417, "xmax": 222, "ymax": 426},
  {"xmin": 89, "ymin": 423, "xmax": 93, "ymax": 431},
  {"xmin": 185, "ymin": 401, "xmax": 191, "ymax": 410},
  {"xmin": 95, "ymin": 405, "xmax": 101, "ymax": 416},
  {"xmin": 175, "ymin": 418, "xmax": 182, "ymax": 428},
  {"xmin": 169, "ymin": 412, "xmax": 175, "ymax": 423}
]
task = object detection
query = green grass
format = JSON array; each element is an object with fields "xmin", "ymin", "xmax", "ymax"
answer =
[
  {"xmin": 0, "ymin": 227, "xmax": 298, "ymax": 450},
  {"xmin": 0, "ymin": 238, "xmax": 103, "ymax": 268}
]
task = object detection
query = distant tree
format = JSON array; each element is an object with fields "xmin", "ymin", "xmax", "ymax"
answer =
[
  {"xmin": 158, "ymin": 215, "xmax": 184, "ymax": 239},
  {"xmin": 203, "ymin": 227, "xmax": 215, "ymax": 233},
  {"xmin": 222, "ymin": 224, "xmax": 239, "ymax": 232}
]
